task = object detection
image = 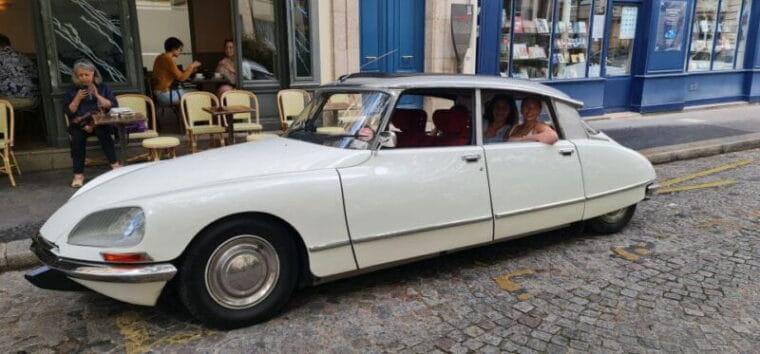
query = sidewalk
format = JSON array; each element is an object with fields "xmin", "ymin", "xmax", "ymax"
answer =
[{"xmin": 1, "ymin": 103, "xmax": 759, "ymax": 271}]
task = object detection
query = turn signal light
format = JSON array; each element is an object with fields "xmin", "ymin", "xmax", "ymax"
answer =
[{"xmin": 101, "ymin": 252, "xmax": 152, "ymax": 263}]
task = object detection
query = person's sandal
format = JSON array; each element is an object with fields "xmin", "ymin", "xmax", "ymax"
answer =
[{"xmin": 71, "ymin": 175, "xmax": 85, "ymax": 188}]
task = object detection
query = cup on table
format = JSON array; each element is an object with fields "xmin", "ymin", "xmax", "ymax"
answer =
[
  {"xmin": 213, "ymin": 72, "xmax": 223, "ymax": 79},
  {"xmin": 195, "ymin": 73, "xmax": 205, "ymax": 80}
]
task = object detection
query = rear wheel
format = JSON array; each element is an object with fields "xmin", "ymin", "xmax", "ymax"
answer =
[
  {"xmin": 178, "ymin": 218, "xmax": 298, "ymax": 329},
  {"xmin": 586, "ymin": 204, "xmax": 636, "ymax": 234}
]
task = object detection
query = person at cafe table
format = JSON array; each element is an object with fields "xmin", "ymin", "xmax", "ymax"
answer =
[
  {"xmin": 152, "ymin": 36, "xmax": 201, "ymax": 105},
  {"xmin": 63, "ymin": 59, "xmax": 120, "ymax": 188}
]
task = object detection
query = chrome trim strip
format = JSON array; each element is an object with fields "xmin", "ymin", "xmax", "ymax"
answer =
[
  {"xmin": 30, "ymin": 238, "xmax": 176, "ymax": 283},
  {"xmin": 352, "ymin": 216, "xmax": 492, "ymax": 245},
  {"xmin": 308, "ymin": 240, "xmax": 352, "ymax": 252},
  {"xmin": 495, "ymin": 197, "xmax": 586, "ymax": 219},
  {"xmin": 585, "ymin": 181, "xmax": 651, "ymax": 201}
]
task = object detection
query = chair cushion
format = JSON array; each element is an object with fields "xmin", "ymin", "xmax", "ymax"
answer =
[
  {"xmin": 130, "ymin": 129, "xmax": 159, "ymax": 139},
  {"xmin": 233, "ymin": 123, "xmax": 263, "ymax": 132},
  {"xmin": 142, "ymin": 137, "xmax": 181, "ymax": 149},
  {"xmin": 433, "ymin": 110, "xmax": 470, "ymax": 146},
  {"xmin": 391, "ymin": 109, "xmax": 427, "ymax": 134},
  {"xmin": 187, "ymin": 125, "xmax": 225, "ymax": 134},
  {"xmin": 246, "ymin": 133, "xmax": 278, "ymax": 142},
  {"xmin": 0, "ymin": 139, "xmax": 5, "ymax": 149}
]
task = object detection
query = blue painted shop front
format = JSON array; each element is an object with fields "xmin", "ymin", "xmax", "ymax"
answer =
[{"xmin": 477, "ymin": 0, "xmax": 760, "ymax": 116}]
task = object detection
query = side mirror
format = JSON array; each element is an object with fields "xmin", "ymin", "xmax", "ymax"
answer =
[{"xmin": 378, "ymin": 131, "xmax": 397, "ymax": 148}]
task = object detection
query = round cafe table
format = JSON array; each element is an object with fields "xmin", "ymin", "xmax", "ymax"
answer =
[{"xmin": 93, "ymin": 112, "xmax": 147, "ymax": 164}]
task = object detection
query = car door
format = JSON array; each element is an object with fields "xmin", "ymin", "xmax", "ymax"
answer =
[
  {"xmin": 338, "ymin": 98, "xmax": 493, "ymax": 268},
  {"xmin": 483, "ymin": 96, "xmax": 585, "ymax": 239}
]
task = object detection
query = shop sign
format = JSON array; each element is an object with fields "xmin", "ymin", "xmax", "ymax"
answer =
[{"xmin": 619, "ymin": 7, "xmax": 638, "ymax": 40}]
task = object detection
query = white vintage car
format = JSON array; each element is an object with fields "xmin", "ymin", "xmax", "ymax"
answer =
[{"xmin": 26, "ymin": 74, "xmax": 656, "ymax": 328}]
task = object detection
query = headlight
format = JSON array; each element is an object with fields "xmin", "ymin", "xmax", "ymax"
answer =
[{"xmin": 68, "ymin": 207, "xmax": 145, "ymax": 247}]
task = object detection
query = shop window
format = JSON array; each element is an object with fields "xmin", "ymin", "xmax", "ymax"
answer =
[
  {"xmin": 500, "ymin": 0, "xmax": 608, "ymax": 80},
  {"xmin": 734, "ymin": 0, "xmax": 752, "ymax": 68},
  {"xmin": 51, "ymin": 0, "xmax": 129, "ymax": 84},
  {"xmin": 289, "ymin": 0, "xmax": 312, "ymax": 80},
  {"xmin": 606, "ymin": 5, "xmax": 637, "ymax": 76},
  {"xmin": 688, "ymin": 0, "xmax": 751, "ymax": 71}
]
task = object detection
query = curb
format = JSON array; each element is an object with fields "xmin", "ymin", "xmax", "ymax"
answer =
[{"xmin": 2, "ymin": 133, "xmax": 759, "ymax": 273}]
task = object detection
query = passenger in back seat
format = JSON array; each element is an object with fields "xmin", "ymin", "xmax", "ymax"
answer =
[{"xmin": 483, "ymin": 94, "xmax": 518, "ymax": 144}]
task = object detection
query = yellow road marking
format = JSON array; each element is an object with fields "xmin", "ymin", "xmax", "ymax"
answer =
[
  {"xmin": 657, "ymin": 159, "xmax": 752, "ymax": 188},
  {"xmin": 656, "ymin": 180, "xmax": 736, "ymax": 194},
  {"xmin": 495, "ymin": 269, "xmax": 535, "ymax": 292},
  {"xmin": 116, "ymin": 311, "xmax": 217, "ymax": 354},
  {"xmin": 612, "ymin": 247, "xmax": 640, "ymax": 262},
  {"xmin": 517, "ymin": 293, "xmax": 534, "ymax": 301},
  {"xmin": 696, "ymin": 218, "xmax": 743, "ymax": 230}
]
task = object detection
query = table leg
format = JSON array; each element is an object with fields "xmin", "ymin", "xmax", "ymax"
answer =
[
  {"xmin": 119, "ymin": 126, "xmax": 129, "ymax": 164},
  {"xmin": 226, "ymin": 113, "xmax": 235, "ymax": 144}
]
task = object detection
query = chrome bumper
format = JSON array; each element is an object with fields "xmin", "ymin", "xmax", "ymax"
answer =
[
  {"xmin": 645, "ymin": 183, "xmax": 659, "ymax": 200},
  {"xmin": 30, "ymin": 234, "xmax": 177, "ymax": 284}
]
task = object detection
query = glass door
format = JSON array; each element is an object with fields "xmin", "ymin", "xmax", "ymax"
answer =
[{"xmin": 602, "ymin": 3, "xmax": 639, "ymax": 110}]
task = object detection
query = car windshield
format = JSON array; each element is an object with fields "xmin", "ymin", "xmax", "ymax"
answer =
[{"xmin": 285, "ymin": 91, "xmax": 391, "ymax": 149}]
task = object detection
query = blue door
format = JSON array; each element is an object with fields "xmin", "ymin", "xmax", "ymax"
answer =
[
  {"xmin": 360, "ymin": 0, "xmax": 425, "ymax": 74},
  {"xmin": 602, "ymin": 3, "xmax": 642, "ymax": 111}
]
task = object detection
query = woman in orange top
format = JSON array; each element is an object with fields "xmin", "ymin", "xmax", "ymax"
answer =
[{"xmin": 152, "ymin": 37, "xmax": 201, "ymax": 106}]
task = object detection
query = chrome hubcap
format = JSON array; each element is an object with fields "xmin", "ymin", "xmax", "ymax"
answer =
[
  {"xmin": 205, "ymin": 235, "xmax": 280, "ymax": 309},
  {"xmin": 599, "ymin": 207, "xmax": 627, "ymax": 223}
]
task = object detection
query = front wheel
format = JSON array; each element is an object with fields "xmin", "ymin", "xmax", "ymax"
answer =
[
  {"xmin": 586, "ymin": 204, "xmax": 636, "ymax": 235},
  {"xmin": 178, "ymin": 218, "xmax": 298, "ymax": 329}
]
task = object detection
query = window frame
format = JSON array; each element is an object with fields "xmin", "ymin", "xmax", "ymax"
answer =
[{"xmin": 477, "ymin": 89, "xmax": 566, "ymax": 145}]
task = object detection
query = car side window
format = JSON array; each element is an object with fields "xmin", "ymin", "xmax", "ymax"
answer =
[
  {"xmin": 481, "ymin": 90, "xmax": 562, "ymax": 144},
  {"xmin": 388, "ymin": 89, "xmax": 474, "ymax": 149}
]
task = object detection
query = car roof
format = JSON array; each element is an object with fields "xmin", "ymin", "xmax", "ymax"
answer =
[{"xmin": 322, "ymin": 73, "xmax": 584, "ymax": 108}]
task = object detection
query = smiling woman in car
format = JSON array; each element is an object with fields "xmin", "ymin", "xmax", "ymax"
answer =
[{"xmin": 508, "ymin": 96, "xmax": 558, "ymax": 145}]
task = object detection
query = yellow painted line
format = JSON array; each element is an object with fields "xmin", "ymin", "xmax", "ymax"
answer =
[
  {"xmin": 495, "ymin": 269, "xmax": 534, "ymax": 292},
  {"xmin": 657, "ymin": 159, "xmax": 752, "ymax": 188},
  {"xmin": 632, "ymin": 247, "xmax": 652, "ymax": 256},
  {"xmin": 517, "ymin": 293, "xmax": 534, "ymax": 301},
  {"xmin": 656, "ymin": 180, "xmax": 736, "ymax": 194},
  {"xmin": 612, "ymin": 247, "xmax": 640, "ymax": 262}
]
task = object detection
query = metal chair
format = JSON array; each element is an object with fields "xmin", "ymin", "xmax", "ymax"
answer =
[
  {"xmin": 220, "ymin": 90, "xmax": 263, "ymax": 139},
  {"xmin": 0, "ymin": 99, "xmax": 20, "ymax": 186},
  {"xmin": 180, "ymin": 91, "xmax": 226, "ymax": 153}
]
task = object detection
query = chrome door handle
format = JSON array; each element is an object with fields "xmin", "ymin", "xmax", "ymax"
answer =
[
  {"xmin": 559, "ymin": 148, "xmax": 575, "ymax": 156},
  {"xmin": 364, "ymin": 56, "xmax": 378, "ymax": 60},
  {"xmin": 461, "ymin": 154, "xmax": 481, "ymax": 162},
  {"xmin": 401, "ymin": 55, "xmax": 414, "ymax": 59}
]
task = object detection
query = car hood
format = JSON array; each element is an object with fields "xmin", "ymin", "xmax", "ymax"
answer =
[{"xmin": 41, "ymin": 137, "xmax": 370, "ymax": 243}]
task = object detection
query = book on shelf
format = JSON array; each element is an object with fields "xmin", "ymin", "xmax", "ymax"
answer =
[
  {"xmin": 535, "ymin": 19, "xmax": 550, "ymax": 33},
  {"xmin": 513, "ymin": 43, "xmax": 529, "ymax": 59},
  {"xmin": 570, "ymin": 54, "xmax": 579, "ymax": 63},
  {"xmin": 557, "ymin": 21, "xmax": 568, "ymax": 33},
  {"xmin": 514, "ymin": 16, "xmax": 523, "ymax": 33},
  {"xmin": 577, "ymin": 53, "xmax": 586, "ymax": 63},
  {"xmin": 528, "ymin": 46, "xmax": 547, "ymax": 59},
  {"xmin": 523, "ymin": 20, "xmax": 536, "ymax": 33},
  {"xmin": 574, "ymin": 21, "xmax": 587, "ymax": 34}
]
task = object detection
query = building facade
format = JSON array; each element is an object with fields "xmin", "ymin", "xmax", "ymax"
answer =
[{"xmin": 477, "ymin": 0, "xmax": 760, "ymax": 115}]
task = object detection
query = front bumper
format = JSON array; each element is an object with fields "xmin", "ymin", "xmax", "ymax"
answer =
[{"xmin": 27, "ymin": 234, "xmax": 177, "ymax": 284}]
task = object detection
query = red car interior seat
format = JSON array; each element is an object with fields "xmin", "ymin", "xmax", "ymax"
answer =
[
  {"xmin": 391, "ymin": 109, "xmax": 428, "ymax": 147},
  {"xmin": 433, "ymin": 109, "xmax": 470, "ymax": 146}
]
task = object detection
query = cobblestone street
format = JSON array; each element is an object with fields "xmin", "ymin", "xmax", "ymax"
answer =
[{"xmin": 1, "ymin": 149, "xmax": 758, "ymax": 353}]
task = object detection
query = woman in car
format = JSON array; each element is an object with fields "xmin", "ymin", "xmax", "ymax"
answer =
[
  {"xmin": 63, "ymin": 59, "xmax": 120, "ymax": 188},
  {"xmin": 508, "ymin": 96, "xmax": 558, "ymax": 145},
  {"xmin": 483, "ymin": 94, "xmax": 518, "ymax": 144}
]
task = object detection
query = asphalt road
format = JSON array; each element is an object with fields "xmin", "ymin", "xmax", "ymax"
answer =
[
  {"xmin": 1, "ymin": 149, "xmax": 758, "ymax": 353},
  {"xmin": 590, "ymin": 105, "xmax": 760, "ymax": 150}
]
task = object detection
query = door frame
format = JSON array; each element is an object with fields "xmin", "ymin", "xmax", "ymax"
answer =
[
  {"xmin": 359, "ymin": 0, "xmax": 425, "ymax": 73},
  {"xmin": 602, "ymin": 1, "xmax": 646, "ymax": 112}
]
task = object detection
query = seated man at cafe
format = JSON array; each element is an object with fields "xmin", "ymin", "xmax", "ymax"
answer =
[
  {"xmin": 152, "ymin": 37, "xmax": 201, "ymax": 105},
  {"xmin": 0, "ymin": 33, "xmax": 39, "ymax": 110}
]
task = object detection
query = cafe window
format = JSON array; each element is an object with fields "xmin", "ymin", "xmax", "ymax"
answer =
[
  {"xmin": 51, "ymin": 0, "xmax": 129, "ymax": 84},
  {"xmin": 238, "ymin": 0, "xmax": 316, "ymax": 84},
  {"xmin": 500, "ymin": 0, "xmax": 607, "ymax": 80},
  {"xmin": 688, "ymin": 0, "xmax": 752, "ymax": 71}
]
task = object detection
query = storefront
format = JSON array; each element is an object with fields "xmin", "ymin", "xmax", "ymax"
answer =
[
  {"xmin": 477, "ymin": 0, "xmax": 760, "ymax": 115},
  {"xmin": 3, "ymin": 0, "xmax": 320, "ymax": 149}
]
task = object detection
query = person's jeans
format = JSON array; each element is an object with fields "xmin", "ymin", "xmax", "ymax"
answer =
[
  {"xmin": 69, "ymin": 125, "xmax": 118, "ymax": 174},
  {"xmin": 154, "ymin": 88, "xmax": 194, "ymax": 106}
]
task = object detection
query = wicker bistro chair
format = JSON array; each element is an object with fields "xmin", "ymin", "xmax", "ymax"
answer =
[
  {"xmin": 116, "ymin": 94, "xmax": 161, "ymax": 162},
  {"xmin": 0, "ymin": 99, "xmax": 21, "ymax": 186},
  {"xmin": 220, "ymin": 90, "xmax": 263, "ymax": 138},
  {"xmin": 180, "ymin": 91, "xmax": 226, "ymax": 153},
  {"xmin": 276, "ymin": 89, "xmax": 311, "ymax": 131}
]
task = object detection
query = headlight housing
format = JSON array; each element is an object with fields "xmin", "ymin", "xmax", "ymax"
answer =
[{"xmin": 68, "ymin": 207, "xmax": 146, "ymax": 247}]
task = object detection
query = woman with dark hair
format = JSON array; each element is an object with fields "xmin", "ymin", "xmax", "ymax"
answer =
[
  {"xmin": 63, "ymin": 59, "xmax": 120, "ymax": 187},
  {"xmin": 215, "ymin": 39, "xmax": 236, "ymax": 96},
  {"xmin": 483, "ymin": 94, "xmax": 518, "ymax": 144},
  {"xmin": 152, "ymin": 36, "xmax": 201, "ymax": 105},
  {"xmin": 508, "ymin": 96, "xmax": 558, "ymax": 145}
]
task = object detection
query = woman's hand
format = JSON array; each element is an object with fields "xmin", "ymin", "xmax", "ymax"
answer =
[{"xmin": 83, "ymin": 124, "xmax": 95, "ymax": 134}]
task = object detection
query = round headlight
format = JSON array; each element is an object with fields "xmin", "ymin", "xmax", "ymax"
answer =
[{"xmin": 68, "ymin": 207, "xmax": 145, "ymax": 247}]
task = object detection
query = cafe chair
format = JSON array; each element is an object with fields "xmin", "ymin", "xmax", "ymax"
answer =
[
  {"xmin": 116, "ymin": 94, "xmax": 161, "ymax": 162},
  {"xmin": 277, "ymin": 89, "xmax": 311, "ymax": 131},
  {"xmin": 246, "ymin": 133, "xmax": 278, "ymax": 142},
  {"xmin": 0, "ymin": 99, "xmax": 20, "ymax": 186},
  {"xmin": 180, "ymin": 91, "xmax": 226, "ymax": 153},
  {"xmin": 220, "ymin": 90, "xmax": 263, "ymax": 137},
  {"xmin": 142, "ymin": 136, "xmax": 180, "ymax": 161}
]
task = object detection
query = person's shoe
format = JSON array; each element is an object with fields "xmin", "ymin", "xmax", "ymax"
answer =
[
  {"xmin": 71, "ymin": 175, "xmax": 85, "ymax": 188},
  {"xmin": 110, "ymin": 162, "xmax": 122, "ymax": 169}
]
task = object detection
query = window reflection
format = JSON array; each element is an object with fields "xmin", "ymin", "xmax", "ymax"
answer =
[
  {"xmin": 588, "ymin": 0, "xmax": 607, "ymax": 77},
  {"xmin": 606, "ymin": 5, "xmax": 637, "ymax": 76},
  {"xmin": 51, "ymin": 0, "xmax": 127, "ymax": 83},
  {"xmin": 689, "ymin": 0, "xmax": 718, "ymax": 71},
  {"xmin": 290, "ymin": 0, "xmax": 312, "ymax": 79},
  {"xmin": 735, "ymin": 0, "xmax": 753, "ymax": 68},
  {"xmin": 511, "ymin": 0, "xmax": 554, "ymax": 79},
  {"xmin": 238, "ymin": 0, "xmax": 277, "ymax": 80},
  {"xmin": 712, "ymin": 0, "xmax": 742, "ymax": 70},
  {"xmin": 552, "ymin": 0, "xmax": 591, "ymax": 79}
]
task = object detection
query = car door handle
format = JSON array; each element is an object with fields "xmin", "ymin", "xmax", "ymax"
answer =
[
  {"xmin": 559, "ymin": 148, "xmax": 575, "ymax": 156},
  {"xmin": 461, "ymin": 154, "xmax": 481, "ymax": 163}
]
